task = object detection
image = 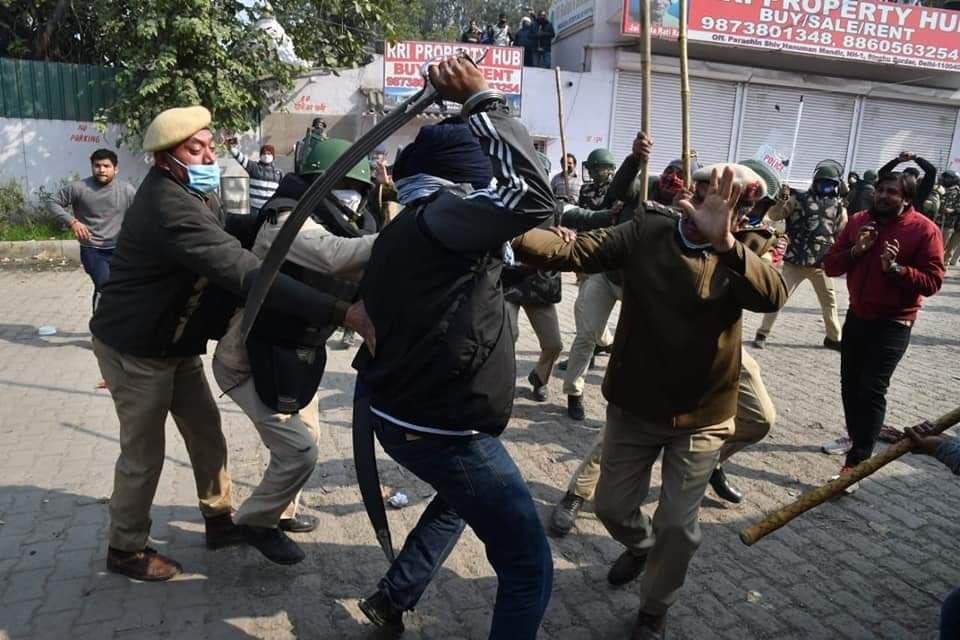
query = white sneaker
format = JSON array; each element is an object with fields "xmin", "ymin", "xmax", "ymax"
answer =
[{"xmin": 821, "ymin": 436, "xmax": 852, "ymax": 455}]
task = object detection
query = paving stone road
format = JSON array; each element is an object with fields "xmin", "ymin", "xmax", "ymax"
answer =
[{"xmin": 1, "ymin": 265, "xmax": 959, "ymax": 639}]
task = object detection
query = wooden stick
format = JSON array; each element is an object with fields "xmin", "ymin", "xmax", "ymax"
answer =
[
  {"xmin": 640, "ymin": 0, "xmax": 652, "ymax": 201},
  {"xmin": 555, "ymin": 66, "xmax": 571, "ymax": 213},
  {"xmin": 740, "ymin": 406, "xmax": 960, "ymax": 546},
  {"xmin": 678, "ymin": 0, "xmax": 692, "ymax": 189}
]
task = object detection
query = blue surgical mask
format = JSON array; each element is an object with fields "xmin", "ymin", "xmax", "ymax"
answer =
[{"xmin": 168, "ymin": 154, "xmax": 221, "ymax": 194}]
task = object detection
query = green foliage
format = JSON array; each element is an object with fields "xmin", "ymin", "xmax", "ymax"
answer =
[
  {"xmin": 0, "ymin": 178, "xmax": 71, "ymax": 240},
  {"xmin": 0, "ymin": 179, "xmax": 26, "ymax": 221},
  {"xmin": 0, "ymin": 221, "xmax": 72, "ymax": 241},
  {"xmin": 0, "ymin": 0, "xmax": 103, "ymax": 62}
]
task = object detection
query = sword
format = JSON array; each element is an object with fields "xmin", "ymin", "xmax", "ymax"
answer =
[
  {"xmin": 240, "ymin": 69, "xmax": 439, "ymax": 341},
  {"xmin": 352, "ymin": 377, "xmax": 395, "ymax": 562}
]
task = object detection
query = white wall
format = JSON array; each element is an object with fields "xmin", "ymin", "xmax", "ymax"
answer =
[{"xmin": 0, "ymin": 118, "xmax": 151, "ymax": 201}]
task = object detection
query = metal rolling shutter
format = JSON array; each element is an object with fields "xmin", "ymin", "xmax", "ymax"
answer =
[
  {"xmin": 852, "ymin": 98, "xmax": 959, "ymax": 175},
  {"xmin": 611, "ymin": 71, "xmax": 738, "ymax": 174},
  {"xmin": 737, "ymin": 85, "xmax": 855, "ymax": 186}
]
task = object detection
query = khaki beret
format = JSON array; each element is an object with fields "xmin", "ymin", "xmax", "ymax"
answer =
[
  {"xmin": 693, "ymin": 162, "xmax": 768, "ymax": 200},
  {"xmin": 142, "ymin": 106, "xmax": 212, "ymax": 152}
]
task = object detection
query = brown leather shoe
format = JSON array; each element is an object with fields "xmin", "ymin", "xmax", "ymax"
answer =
[
  {"xmin": 607, "ymin": 549, "xmax": 647, "ymax": 586},
  {"xmin": 106, "ymin": 546, "xmax": 182, "ymax": 581},
  {"xmin": 205, "ymin": 513, "xmax": 245, "ymax": 550}
]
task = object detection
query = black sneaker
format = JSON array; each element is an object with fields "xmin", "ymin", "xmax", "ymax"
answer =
[
  {"xmin": 238, "ymin": 525, "xmax": 306, "ymax": 565},
  {"xmin": 709, "ymin": 466, "xmax": 744, "ymax": 504},
  {"xmin": 631, "ymin": 611, "xmax": 666, "ymax": 640},
  {"xmin": 549, "ymin": 492, "xmax": 585, "ymax": 537},
  {"xmin": 359, "ymin": 590, "xmax": 405, "ymax": 636},
  {"xmin": 608, "ymin": 549, "xmax": 647, "ymax": 586},
  {"xmin": 527, "ymin": 371, "xmax": 548, "ymax": 402},
  {"xmin": 753, "ymin": 333, "xmax": 767, "ymax": 349},
  {"xmin": 594, "ymin": 344, "xmax": 613, "ymax": 356},
  {"xmin": 567, "ymin": 395, "xmax": 585, "ymax": 421},
  {"xmin": 823, "ymin": 337, "xmax": 842, "ymax": 352},
  {"xmin": 279, "ymin": 514, "xmax": 318, "ymax": 533}
]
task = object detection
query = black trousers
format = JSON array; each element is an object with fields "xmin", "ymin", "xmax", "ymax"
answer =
[{"xmin": 841, "ymin": 311, "xmax": 911, "ymax": 467}]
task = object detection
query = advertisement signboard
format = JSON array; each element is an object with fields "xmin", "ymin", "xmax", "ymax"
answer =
[
  {"xmin": 551, "ymin": 0, "xmax": 595, "ymax": 34},
  {"xmin": 622, "ymin": 0, "xmax": 960, "ymax": 71},
  {"xmin": 622, "ymin": 0, "xmax": 682, "ymax": 39},
  {"xmin": 383, "ymin": 41, "xmax": 524, "ymax": 114}
]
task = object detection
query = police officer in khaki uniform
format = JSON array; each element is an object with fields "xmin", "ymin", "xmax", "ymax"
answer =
[{"xmin": 92, "ymin": 106, "xmax": 370, "ymax": 581}]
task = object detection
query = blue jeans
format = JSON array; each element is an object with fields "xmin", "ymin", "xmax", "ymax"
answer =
[
  {"xmin": 371, "ymin": 411, "xmax": 553, "ymax": 639},
  {"xmin": 943, "ymin": 586, "xmax": 960, "ymax": 639},
  {"xmin": 80, "ymin": 246, "xmax": 114, "ymax": 312},
  {"xmin": 534, "ymin": 50, "xmax": 551, "ymax": 69}
]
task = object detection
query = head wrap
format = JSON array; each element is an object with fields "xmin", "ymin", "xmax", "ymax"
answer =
[
  {"xmin": 260, "ymin": 144, "xmax": 275, "ymax": 156},
  {"xmin": 392, "ymin": 121, "xmax": 493, "ymax": 190},
  {"xmin": 693, "ymin": 163, "xmax": 767, "ymax": 200}
]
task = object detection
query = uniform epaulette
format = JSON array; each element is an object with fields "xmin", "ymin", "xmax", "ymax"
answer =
[{"xmin": 644, "ymin": 200, "xmax": 681, "ymax": 220}]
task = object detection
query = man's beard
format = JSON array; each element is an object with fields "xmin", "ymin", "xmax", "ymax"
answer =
[
  {"xmin": 94, "ymin": 175, "xmax": 113, "ymax": 184},
  {"xmin": 871, "ymin": 202, "xmax": 902, "ymax": 220}
]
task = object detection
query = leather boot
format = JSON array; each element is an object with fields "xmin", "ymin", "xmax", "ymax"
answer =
[
  {"xmin": 607, "ymin": 549, "xmax": 647, "ymax": 586},
  {"xmin": 631, "ymin": 611, "xmax": 666, "ymax": 640},
  {"xmin": 205, "ymin": 513, "xmax": 245, "ymax": 550},
  {"xmin": 239, "ymin": 525, "xmax": 305, "ymax": 565},
  {"xmin": 567, "ymin": 395, "xmax": 585, "ymax": 421},
  {"xmin": 359, "ymin": 589, "xmax": 405, "ymax": 636},
  {"xmin": 709, "ymin": 466, "xmax": 744, "ymax": 504}
]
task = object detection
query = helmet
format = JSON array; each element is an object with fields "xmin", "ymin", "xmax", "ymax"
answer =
[
  {"xmin": 813, "ymin": 163, "xmax": 841, "ymax": 182},
  {"xmin": 943, "ymin": 170, "xmax": 960, "ymax": 187},
  {"xmin": 863, "ymin": 169, "xmax": 878, "ymax": 184},
  {"xmin": 739, "ymin": 159, "xmax": 781, "ymax": 200},
  {"xmin": 299, "ymin": 137, "xmax": 372, "ymax": 186},
  {"xmin": 584, "ymin": 148, "xmax": 615, "ymax": 168}
]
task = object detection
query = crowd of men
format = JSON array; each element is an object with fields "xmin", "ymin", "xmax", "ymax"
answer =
[
  {"xmin": 461, "ymin": 7, "xmax": 555, "ymax": 68},
  {"xmin": 45, "ymin": 55, "xmax": 960, "ymax": 639}
]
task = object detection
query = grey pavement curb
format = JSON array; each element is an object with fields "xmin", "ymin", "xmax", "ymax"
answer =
[{"xmin": 0, "ymin": 241, "xmax": 80, "ymax": 264}]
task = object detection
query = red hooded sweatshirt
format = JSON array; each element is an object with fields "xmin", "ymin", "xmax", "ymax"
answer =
[{"xmin": 823, "ymin": 207, "xmax": 944, "ymax": 322}]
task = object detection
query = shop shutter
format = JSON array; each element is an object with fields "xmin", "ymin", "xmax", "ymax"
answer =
[
  {"xmin": 737, "ymin": 85, "xmax": 855, "ymax": 187},
  {"xmin": 852, "ymin": 98, "xmax": 958, "ymax": 175},
  {"xmin": 611, "ymin": 71, "xmax": 738, "ymax": 175}
]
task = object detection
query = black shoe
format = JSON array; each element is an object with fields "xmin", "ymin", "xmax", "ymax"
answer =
[
  {"xmin": 557, "ymin": 357, "xmax": 596, "ymax": 372},
  {"xmin": 359, "ymin": 590, "xmax": 405, "ymax": 636},
  {"xmin": 567, "ymin": 395, "xmax": 585, "ymax": 421},
  {"xmin": 631, "ymin": 611, "xmax": 666, "ymax": 640},
  {"xmin": 204, "ymin": 513, "xmax": 245, "ymax": 550},
  {"xmin": 709, "ymin": 466, "xmax": 744, "ymax": 504},
  {"xmin": 608, "ymin": 549, "xmax": 647, "ymax": 586},
  {"xmin": 549, "ymin": 492, "xmax": 585, "ymax": 537},
  {"xmin": 238, "ymin": 525, "xmax": 305, "ymax": 565},
  {"xmin": 753, "ymin": 333, "xmax": 767, "ymax": 349},
  {"xmin": 528, "ymin": 371, "xmax": 548, "ymax": 402},
  {"xmin": 823, "ymin": 337, "xmax": 842, "ymax": 352},
  {"xmin": 594, "ymin": 344, "xmax": 613, "ymax": 356},
  {"xmin": 279, "ymin": 514, "xmax": 318, "ymax": 533}
]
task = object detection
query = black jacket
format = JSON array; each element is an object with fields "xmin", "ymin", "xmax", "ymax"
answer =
[
  {"xmin": 533, "ymin": 19, "xmax": 555, "ymax": 51},
  {"xmin": 356, "ymin": 107, "xmax": 554, "ymax": 436},
  {"xmin": 91, "ymin": 167, "xmax": 348, "ymax": 357}
]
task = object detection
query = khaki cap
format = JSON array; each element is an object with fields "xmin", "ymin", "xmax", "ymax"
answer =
[
  {"xmin": 142, "ymin": 106, "xmax": 212, "ymax": 152},
  {"xmin": 693, "ymin": 162, "xmax": 768, "ymax": 199}
]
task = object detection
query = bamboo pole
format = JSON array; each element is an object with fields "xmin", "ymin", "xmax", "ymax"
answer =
[
  {"xmin": 555, "ymin": 66, "xmax": 571, "ymax": 215},
  {"xmin": 640, "ymin": 0, "xmax": 652, "ymax": 200},
  {"xmin": 740, "ymin": 406, "xmax": 960, "ymax": 546},
  {"xmin": 678, "ymin": 0, "xmax": 692, "ymax": 189}
]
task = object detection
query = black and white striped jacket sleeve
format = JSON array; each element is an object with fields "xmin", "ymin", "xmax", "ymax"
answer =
[{"xmin": 421, "ymin": 106, "xmax": 557, "ymax": 253}]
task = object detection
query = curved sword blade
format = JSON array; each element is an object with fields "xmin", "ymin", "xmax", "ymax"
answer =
[
  {"xmin": 240, "ymin": 83, "xmax": 439, "ymax": 341},
  {"xmin": 353, "ymin": 379, "xmax": 395, "ymax": 563}
]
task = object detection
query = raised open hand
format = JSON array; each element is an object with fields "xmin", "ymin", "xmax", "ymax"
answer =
[{"xmin": 676, "ymin": 166, "xmax": 742, "ymax": 252}]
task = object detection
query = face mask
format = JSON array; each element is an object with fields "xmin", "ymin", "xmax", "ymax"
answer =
[
  {"xmin": 260, "ymin": 154, "xmax": 274, "ymax": 164},
  {"xmin": 814, "ymin": 180, "xmax": 837, "ymax": 197},
  {"xmin": 168, "ymin": 154, "xmax": 221, "ymax": 194},
  {"xmin": 333, "ymin": 189, "xmax": 362, "ymax": 213}
]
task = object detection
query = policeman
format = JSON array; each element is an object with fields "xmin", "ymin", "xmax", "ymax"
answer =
[
  {"xmin": 92, "ymin": 106, "xmax": 368, "ymax": 582},
  {"xmin": 213, "ymin": 137, "xmax": 378, "ymax": 565},
  {"xmin": 577, "ymin": 147, "xmax": 617, "ymax": 210}
]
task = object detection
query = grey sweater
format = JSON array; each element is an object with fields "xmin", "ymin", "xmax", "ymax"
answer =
[{"xmin": 47, "ymin": 177, "xmax": 137, "ymax": 248}]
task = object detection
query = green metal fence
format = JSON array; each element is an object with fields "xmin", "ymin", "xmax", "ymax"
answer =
[{"xmin": 0, "ymin": 58, "xmax": 117, "ymax": 121}]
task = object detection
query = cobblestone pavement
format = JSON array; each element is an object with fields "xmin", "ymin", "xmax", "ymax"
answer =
[{"xmin": 1, "ymin": 265, "xmax": 959, "ymax": 640}]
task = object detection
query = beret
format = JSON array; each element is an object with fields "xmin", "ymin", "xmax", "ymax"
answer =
[
  {"xmin": 693, "ymin": 162, "xmax": 768, "ymax": 200},
  {"xmin": 143, "ymin": 106, "xmax": 212, "ymax": 152}
]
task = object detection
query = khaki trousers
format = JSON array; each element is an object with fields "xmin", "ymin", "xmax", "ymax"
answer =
[
  {"xmin": 757, "ymin": 262, "xmax": 842, "ymax": 342},
  {"xmin": 93, "ymin": 338, "xmax": 232, "ymax": 552},
  {"xmin": 595, "ymin": 404, "xmax": 734, "ymax": 615},
  {"xmin": 212, "ymin": 360, "xmax": 320, "ymax": 528},
  {"xmin": 567, "ymin": 350, "xmax": 774, "ymax": 499},
  {"xmin": 506, "ymin": 302, "xmax": 564, "ymax": 384},
  {"xmin": 564, "ymin": 274, "xmax": 621, "ymax": 397},
  {"xmin": 944, "ymin": 228, "xmax": 960, "ymax": 265}
]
